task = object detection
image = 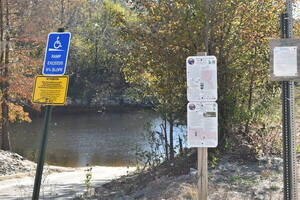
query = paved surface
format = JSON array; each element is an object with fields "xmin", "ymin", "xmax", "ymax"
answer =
[{"xmin": 0, "ymin": 166, "xmax": 134, "ymax": 200}]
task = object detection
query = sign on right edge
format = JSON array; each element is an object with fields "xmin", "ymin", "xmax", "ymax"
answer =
[
  {"xmin": 269, "ymin": 39, "xmax": 300, "ymax": 81},
  {"xmin": 273, "ymin": 46, "xmax": 297, "ymax": 77},
  {"xmin": 187, "ymin": 102, "xmax": 218, "ymax": 148}
]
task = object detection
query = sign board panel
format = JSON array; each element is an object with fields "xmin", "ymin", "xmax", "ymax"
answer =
[
  {"xmin": 186, "ymin": 56, "xmax": 217, "ymax": 101},
  {"xmin": 187, "ymin": 102, "xmax": 218, "ymax": 148},
  {"xmin": 42, "ymin": 32, "xmax": 71, "ymax": 75},
  {"xmin": 32, "ymin": 75, "xmax": 69, "ymax": 105},
  {"xmin": 270, "ymin": 39, "xmax": 300, "ymax": 81},
  {"xmin": 274, "ymin": 46, "xmax": 297, "ymax": 76}
]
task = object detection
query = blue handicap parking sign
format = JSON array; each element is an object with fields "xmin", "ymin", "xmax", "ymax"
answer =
[{"xmin": 42, "ymin": 32, "xmax": 71, "ymax": 75}]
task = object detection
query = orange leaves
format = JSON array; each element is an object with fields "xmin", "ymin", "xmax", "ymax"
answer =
[
  {"xmin": 8, "ymin": 103, "xmax": 31, "ymax": 123},
  {"xmin": 9, "ymin": 74, "xmax": 34, "ymax": 99}
]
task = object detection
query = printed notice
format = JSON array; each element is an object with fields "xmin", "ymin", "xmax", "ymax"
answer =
[
  {"xmin": 274, "ymin": 46, "xmax": 298, "ymax": 76},
  {"xmin": 32, "ymin": 75, "xmax": 69, "ymax": 105},
  {"xmin": 186, "ymin": 56, "xmax": 217, "ymax": 101},
  {"xmin": 187, "ymin": 102, "xmax": 218, "ymax": 148}
]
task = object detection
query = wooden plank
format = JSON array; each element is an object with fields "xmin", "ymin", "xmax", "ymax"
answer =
[{"xmin": 196, "ymin": 52, "xmax": 208, "ymax": 200}]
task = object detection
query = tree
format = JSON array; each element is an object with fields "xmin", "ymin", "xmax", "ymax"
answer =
[
  {"xmin": 0, "ymin": 0, "xmax": 10, "ymax": 150},
  {"xmin": 118, "ymin": 0, "xmax": 203, "ymax": 160},
  {"xmin": 117, "ymin": 0, "xmax": 285, "ymax": 157},
  {"xmin": 67, "ymin": 0, "xmax": 128, "ymax": 105},
  {"xmin": 0, "ymin": 0, "xmax": 49, "ymax": 150},
  {"xmin": 206, "ymin": 0, "xmax": 284, "ymax": 148}
]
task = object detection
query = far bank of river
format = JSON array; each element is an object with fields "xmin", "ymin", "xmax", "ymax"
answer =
[{"xmin": 9, "ymin": 109, "xmax": 186, "ymax": 168}]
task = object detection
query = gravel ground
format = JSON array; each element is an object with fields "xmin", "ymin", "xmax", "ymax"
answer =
[
  {"xmin": 0, "ymin": 150, "xmax": 36, "ymax": 177},
  {"xmin": 0, "ymin": 150, "xmax": 296, "ymax": 200},
  {"xmin": 90, "ymin": 155, "xmax": 296, "ymax": 200},
  {"xmin": 0, "ymin": 150, "xmax": 73, "ymax": 180}
]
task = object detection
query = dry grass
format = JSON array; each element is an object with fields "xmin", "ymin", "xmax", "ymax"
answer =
[{"xmin": 180, "ymin": 184, "xmax": 197, "ymax": 200}]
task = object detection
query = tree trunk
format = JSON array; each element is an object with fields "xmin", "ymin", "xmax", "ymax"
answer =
[
  {"xmin": 1, "ymin": 91, "xmax": 9, "ymax": 150},
  {"xmin": 0, "ymin": 0, "xmax": 3, "ymax": 148},
  {"xmin": 244, "ymin": 47, "xmax": 257, "ymax": 136},
  {"xmin": 179, "ymin": 136, "xmax": 183, "ymax": 155},
  {"xmin": 245, "ymin": 70, "xmax": 254, "ymax": 136},
  {"xmin": 60, "ymin": 0, "xmax": 65, "ymax": 26},
  {"xmin": 1, "ymin": 0, "xmax": 10, "ymax": 151},
  {"xmin": 169, "ymin": 120, "xmax": 174, "ymax": 160},
  {"xmin": 161, "ymin": 118, "xmax": 169, "ymax": 160}
]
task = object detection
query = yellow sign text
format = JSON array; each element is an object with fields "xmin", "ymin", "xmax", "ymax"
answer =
[{"xmin": 32, "ymin": 75, "xmax": 69, "ymax": 105}]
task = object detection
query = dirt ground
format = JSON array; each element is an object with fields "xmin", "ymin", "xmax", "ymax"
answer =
[
  {"xmin": 0, "ymin": 149, "xmax": 297, "ymax": 200},
  {"xmin": 90, "ymin": 155, "xmax": 295, "ymax": 200}
]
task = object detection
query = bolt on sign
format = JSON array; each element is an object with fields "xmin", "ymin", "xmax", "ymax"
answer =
[{"xmin": 32, "ymin": 75, "xmax": 69, "ymax": 105}]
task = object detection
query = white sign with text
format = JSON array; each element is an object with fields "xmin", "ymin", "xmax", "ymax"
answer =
[
  {"xmin": 187, "ymin": 102, "xmax": 218, "ymax": 148},
  {"xmin": 274, "ymin": 46, "xmax": 298, "ymax": 77},
  {"xmin": 186, "ymin": 56, "xmax": 217, "ymax": 102}
]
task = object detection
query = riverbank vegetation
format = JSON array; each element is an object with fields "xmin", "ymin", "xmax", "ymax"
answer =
[{"xmin": 112, "ymin": 0, "xmax": 286, "ymax": 159}]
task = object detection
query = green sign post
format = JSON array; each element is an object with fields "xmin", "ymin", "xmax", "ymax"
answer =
[
  {"xmin": 32, "ymin": 105, "xmax": 53, "ymax": 200},
  {"xmin": 32, "ymin": 27, "xmax": 68, "ymax": 200}
]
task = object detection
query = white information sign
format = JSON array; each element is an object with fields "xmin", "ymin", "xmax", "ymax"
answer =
[
  {"xmin": 186, "ymin": 56, "xmax": 217, "ymax": 102},
  {"xmin": 274, "ymin": 46, "xmax": 298, "ymax": 77},
  {"xmin": 187, "ymin": 102, "xmax": 218, "ymax": 148}
]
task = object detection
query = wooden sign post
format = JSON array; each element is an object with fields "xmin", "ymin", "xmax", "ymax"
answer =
[
  {"xmin": 197, "ymin": 52, "xmax": 208, "ymax": 200},
  {"xmin": 187, "ymin": 51, "xmax": 217, "ymax": 200},
  {"xmin": 198, "ymin": 147, "xmax": 208, "ymax": 200}
]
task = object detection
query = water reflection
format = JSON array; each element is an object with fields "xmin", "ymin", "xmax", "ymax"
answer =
[{"xmin": 10, "ymin": 110, "xmax": 159, "ymax": 167}]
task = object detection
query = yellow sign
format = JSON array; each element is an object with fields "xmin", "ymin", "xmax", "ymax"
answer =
[{"xmin": 32, "ymin": 75, "xmax": 69, "ymax": 105}]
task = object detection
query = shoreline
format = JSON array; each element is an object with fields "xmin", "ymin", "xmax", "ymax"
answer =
[
  {"xmin": 0, "ymin": 150, "xmax": 136, "ymax": 199},
  {"xmin": 0, "ymin": 150, "xmax": 135, "ymax": 179},
  {"xmin": 0, "ymin": 166, "xmax": 135, "ymax": 200},
  {"xmin": 26, "ymin": 104, "xmax": 153, "ymax": 119}
]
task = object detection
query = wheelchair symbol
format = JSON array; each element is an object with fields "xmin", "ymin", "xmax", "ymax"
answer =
[
  {"xmin": 54, "ymin": 37, "xmax": 62, "ymax": 49},
  {"xmin": 49, "ymin": 36, "xmax": 64, "ymax": 52}
]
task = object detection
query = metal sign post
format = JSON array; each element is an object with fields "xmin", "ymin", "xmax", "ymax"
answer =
[
  {"xmin": 32, "ymin": 28, "xmax": 69, "ymax": 200},
  {"xmin": 281, "ymin": 5, "xmax": 298, "ymax": 199},
  {"xmin": 32, "ymin": 105, "xmax": 53, "ymax": 200},
  {"xmin": 270, "ymin": 1, "xmax": 298, "ymax": 198}
]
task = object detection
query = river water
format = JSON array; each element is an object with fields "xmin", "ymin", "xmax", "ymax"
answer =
[{"xmin": 9, "ymin": 110, "xmax": 186, "ymax": 167}]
